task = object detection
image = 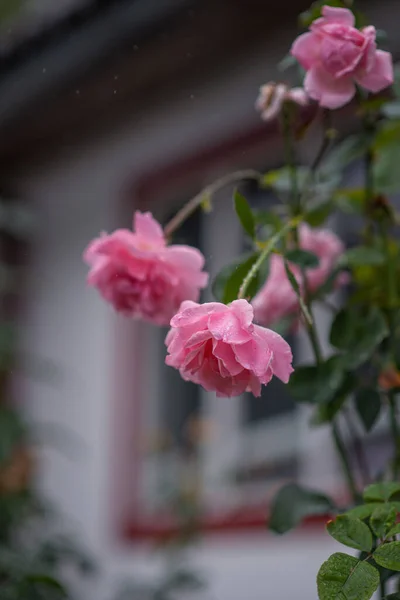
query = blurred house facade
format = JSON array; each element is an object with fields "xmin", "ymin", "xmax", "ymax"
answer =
[{"xmin": 0, "ymin": 0, "xmax": 399, "ymax": 598}]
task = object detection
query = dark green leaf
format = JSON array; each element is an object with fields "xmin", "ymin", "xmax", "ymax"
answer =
[
  {"xmin": 355, "ymin": 388, "xmax": 381, "ymax": 432},
  {"xmin": 25, "ymin": 574, "xmax": 67, "ymax": 596},
  {"xmin": 269, "ymin": 483, "xmax": 334, "ymax": 534},
  {"xmin": 311, "ymin": 372, "xmax": 356, "ymax": 425},
  {"xmin": 327, "ymin": 515, "xmax": 373, "ymax": 552},
  {"xmin": 304, "ymin": 201, "xmax": 334, "ymax": 226},
  {"xmin": 385, "ymin": 594, "xmax": 400, "ymax": 600},
  {"xmin": 289, "ymin": 356, "xmax": 345, "ymax": 405},
  {"xmin": 343, "ymin": 247, "xmax": 386, "ymax": 267},
  {"xmin": 317, "ymin": 552, "xmax": 379, "ymax": 600},
  {"xmin": 370, "ymin": 505, "xmax": 397, "ymax": 539},
  {"xmin": 286, "ymin": 249, "xmax": 319, "ymax": 268},
  {"xmin": 212, "ymin": 253, "xmax": 259, "ymax": 303},
  {"xmin": 330, "ymin": 307, "xmax": 388, "ymax": 369},
  {"xmin": 374, "ymin": 542, "xmax": 400, "ymax": 571},
  {"xmin": 364, "ymin": 482, "xmax": 400, "ymax": 503},
  {"xmin": 233, "ymin": 190, "xmax": 255, "ymax": 239},
  {"xmin": 254, "ymin": 210, "xmax": 283, "ymax": 232},
  {"xmin": 374, "ymin": 140, "xmax": 400, "ymax": 194}
]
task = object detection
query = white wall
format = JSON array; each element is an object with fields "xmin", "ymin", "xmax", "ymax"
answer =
[{"xmin": 12, "ymin": 6, "xmax": 400, "ymax": 596}]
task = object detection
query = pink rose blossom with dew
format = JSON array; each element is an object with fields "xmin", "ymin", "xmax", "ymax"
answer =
[
  {"xmin": 84, "ymin": 211, "xmax": 208, "ymax": 325},
  {"xmin": 252, "ymin": 224, "xmax": 347, "ymax": 327},
  {"xmin": 291, "ymin": 6, "xmax": 393, "ymax": 109},
  {"xmin": 165, "ymin": 299, "xmax": 293, "ymax": 398},
  {"xmin": 256, "ymin": 82, "xmax": 308, "ymax": 121}
]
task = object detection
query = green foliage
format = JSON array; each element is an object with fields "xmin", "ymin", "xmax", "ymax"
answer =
[
  {"xmin": 288, "ymin": 356, "xmax": 345, "ymax": 404},
  {"xmin": 326, "ymin": 515, "xmax": 373, "ymax": 552},
  {"xmin": 370, "ymin": 505, "xmax": 397, "ymax": 539},
  {"xmin": 285, "ymin": 249, "xmax": 319, "ymax": 268},
  {"xmin": 329, "ymin": 306, "xmax": 388, "ymax": 369},
  {"xmin": 320, "ymin": 133, "xmax": 371, "ymax": 177},
  {"xmin": 354, "ymin": 388, "xmax": 381, "ymax": 432},
  {"xmin": 363, "ymin": 483, "xmax": 400, "ymax": 503},
  {"xmin": 345, "ymin": 503, "xmax": 382, "ymax": 520},
  {"xmin": 317, "ymin": 553, "xmax": 379, "ymax": 600},
  {"xmin": 212, "ymin": 252, "xmax": 263, "ymax": 303},
  {"xmin": 269, "ymin": 483, "xmax": 334, "ymax": 534},
  {"xmin": 0, "ymin": 407, "xmax": 26, "ymax": 465},
  {"xmin": 342, "ymin": 246, "xmax": 386, "ymax": 267},
  {"xmin": 374, "ymin": 542, "xmax": 400, "ymax": 571},
  {"xmin": 261, "ymin": 166, "xmax": 310, "ymax": 193},
  {"xmin": 233, "ymin": 190, "xmax": 255, "ymax": 239}
]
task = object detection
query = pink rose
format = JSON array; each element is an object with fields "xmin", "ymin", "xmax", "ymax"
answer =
[
  {"xmin": 291, "ymin": 6, "xmax": 393, "ymax": 109},
  {"xmin": 252, "ymin": 224, "xmax": 347, "ymax": 327},
  {"xmin": 255, "ymin": 82, "xmax": 308, "ymax": 121},
  {"xmin": 165, "ymin": 299, "xmax": 294, "ymax": 398},
  {"xmin": 84, "ymin": 211, "xmax": 208, "ymax": 325}
]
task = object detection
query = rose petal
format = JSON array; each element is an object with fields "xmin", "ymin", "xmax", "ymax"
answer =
[
  {"xmin": 304, "ymin": 65, "xmax": 356, "ymax": 109},
  {"xmin": 291, "ymin": 32, "xmax": 320, "ymax": 70},
  {"xmin": 355, "ymin": 49, "xmax": 394, "ymax": 93}
]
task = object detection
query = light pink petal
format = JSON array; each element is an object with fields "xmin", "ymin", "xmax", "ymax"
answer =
[
  {"xmin": 232, "ymin": 334, "xmax": 273, "ymax": 377},
  {"xmin": 287, "ymin": 87, "xmax": 309, "ymax": 106},
  {"xmin": 186, "ymin": 329, "xmax": 213, "ymax": 348},
  {"xmin": 319, "ymin": 6, "xmax": 355, "ymax": 26},
  {"xmin": 208, "ymin": 310, "xmax": 252, "ymax": 345},
  {"xmin": 246, "ymin": 374, "xmax": 263, "ymax": 397},
  {"xmin": 304, "ymin": 65, "xmax": 355, "ymax": 109},
  {"xmin": 213, "ymin": 341, "xmax": 244, "ymax": 376},
  {"xmin": 229, "ymin": 300, "xmax": 254, "ymax": 329},
  {"xmin": 291, "ymin": 32, "xmax": 320, "ymax": 70},
  {"xmin": 170, "ymin": 301, "xmax": 224, "ymax": 328},
  {"xmin": 355, "ymin": 49, "xmax": 394, "ymax": 93},
  {"xmin": 133, "ymin": 211, "xmax": 165, "ymax": 246},
  {"xmin": 254, "ymin": 326, "xmax": 294, "ymax": 383},
  {"xmin": 166, "ymin": 246, "xmax": 209, "ymax": 287}
]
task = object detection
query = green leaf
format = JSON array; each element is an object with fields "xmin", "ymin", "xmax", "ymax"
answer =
[
  {"xmin": 334, "ymin": 188, "xmax": 365, "ymax": 214},
  {"xmin": 327, "ymin": 515, "xmax": 373, "ymax": 552},
  {"xmin": 311, "ymin": 372, "xmax": 356, "ymax": 425},
  {"xmin": 382, "ymin": 102, "xmax": 400, "ymax": 120},
  {"xmin": 330, "ymin": 307, "xmax": 388, "ymax": 369},
  {"xmin": 355, "ymin": 388, "xmax": 381, "ymax": 432},
  {"xmin": 261, "ymin": 166, "xmax": 310, "ymax": 193},
  {"xmin": 212, "ymin": 253, "xmax": 259, "ymax": 303},
  {"xmin": 364, "ymin": 483, "xmax": 400, "ymax": 503},
  {"xmin": 278, "ymin": 53, "xmax": 298, "ymax": 72},
  {"xmin": 387, "ymin": 523, "xmax": 400, "ymax": 538},
  {"xmin": 253, "ymin": 210, "xmax": 283, "ymax": 232},
  {"xmin": 374, "ymin": 139, "xmax": 400, "ymax": 194},
  {"xmin": 385, "ymin": 594, "xmax": 400, "ymax": 600},
  {"xmin": 288, "ymin": 356, "xmax": 345, "ymax": 404},
  {"xmin": 304, "ymin": 201, "xmax": 334, "ymax": 226},
  {"xmin": 370, "ymin": 505, "xmax": 397, "ymax": 539},
  {"xmin": 317, "ymin": 552, "xmax": 379, "ymax": 600},
  {"xmin": 374, "ymin": 542, "xmax": 400, "ymax": 571},
  {"xmin": 343, "ymin": 247, "xmax": 386, "ymax": 267},
  {"xmin": 233, "ymin": 190, "xmax": 255, "ymax": 239},
  {"xmin": 25, "ymin": 574, "xmax": 67, "ymax": 596},
  {"xmin": 345, "ymin": 503, "xmax": 381, "ymax": 520},
  {"xmin": 285, "ymin": 249, "xmax": 319, "ymax": 268},
  {"xmin": 321, "ymin": 134, "xmax": 370, "ymax": 177},
  {"xmin": 269, "ymin": 483, "xmax": 334, "ymax": 534}
]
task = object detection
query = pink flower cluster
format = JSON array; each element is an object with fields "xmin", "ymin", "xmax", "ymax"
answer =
[
  {"xmin": 84, "ymin": 211, "xmax": 208, "ymax": 325},
  {"xmin": 165, "ymin": 299, "xmax": 293, "ymax": 397},
  {"xmin": 252, "ymin": 224, "xmax": 347, "ymax": 327},
  {"xmin": 291, "ymin": 6, "xmax": 393, "ymax": 109}
]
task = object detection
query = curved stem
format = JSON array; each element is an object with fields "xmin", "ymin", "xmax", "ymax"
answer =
[
  {"xmin": 238, "ymin": 216, "xmax": 302, "ymax": 299},
  {"xmin": 164, "ymin": 169, "xmax": 262, "ymax": 238}
]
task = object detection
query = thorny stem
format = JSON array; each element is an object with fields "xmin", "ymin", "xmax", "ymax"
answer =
[
  {"xmin": 389, "ymin": 391, "xmax": 400, "ymax": 479},
  {"xmin": 332, "ymin": 421, "xmax": 360, "ymax": 504},
  {"xmin": 163, "ymin": 169, "xmax": 262, "ymax": 238}
]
